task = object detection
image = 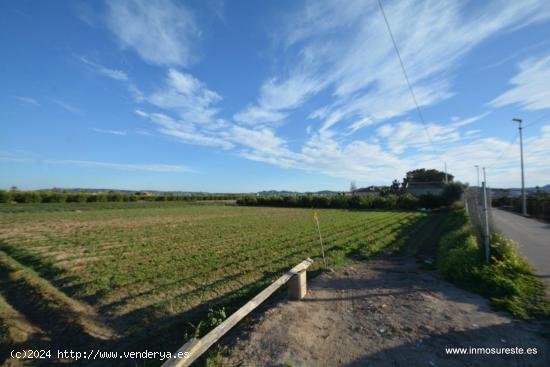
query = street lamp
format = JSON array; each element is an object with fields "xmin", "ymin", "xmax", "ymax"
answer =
[{"xmin": 512, "ymin": 118, "xmax": 527, "ymax": 216}]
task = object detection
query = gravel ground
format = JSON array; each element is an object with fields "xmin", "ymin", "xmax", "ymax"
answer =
[{"xmin": 222, "ymin": 258, "xmax": 549, "ymax": 367}]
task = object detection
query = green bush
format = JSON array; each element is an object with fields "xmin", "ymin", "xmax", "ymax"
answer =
[
  {"xmin": 397, "ymin": 194, "xmax": 420, "ymax": 209},
  {"xmin": 40, "ymin": 192, "xmax": 66, "ymax": 203},
  {"xmin": 436, "ymin": 209, "xmax": 549, "ymax": 319},
  {"xmin": 12, "ymin": 192, "xmax": 41, "ymax": 203},
  {"xmin": 66, "ymin": 193, "xmax": 87, "ymax": 203},
  {"xmin": 0, "ymin": 190, "xmax": 10, "ymax": 203},
  {"xmin": 237, "ymin": 193, "xmax": 429, "ymax": 210}
]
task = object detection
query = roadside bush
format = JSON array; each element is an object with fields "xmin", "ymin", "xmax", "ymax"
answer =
[
  {"xmin": 494, "ymin": 194, "xmax": 550, "ymax": 221},
  {"xmin": 436, "ymin": 209, "xmax": 549, "ymax": 319}
]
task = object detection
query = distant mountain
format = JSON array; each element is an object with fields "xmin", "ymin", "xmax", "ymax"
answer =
[
  {"xmin": 35, "ymin": 188, "xmax": 347, "ymax": 196},
  {"xmin": 37, "ymin": 188, "xmax": 245, "ymax": 195}
]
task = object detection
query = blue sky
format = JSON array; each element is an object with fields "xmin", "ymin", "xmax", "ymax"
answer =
[{"xmin": 2, "ymin": 0, "xmax": 550, "ymax": 192}]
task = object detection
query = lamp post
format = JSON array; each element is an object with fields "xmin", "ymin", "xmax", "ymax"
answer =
[{"xmin": 512, "ymin": 118, "xmax": 527, "ymax": 216}]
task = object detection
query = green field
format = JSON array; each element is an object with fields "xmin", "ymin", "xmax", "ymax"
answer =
[{"xmin": 0, "ymin": 202, "xmax": 442, "ymax": 364}]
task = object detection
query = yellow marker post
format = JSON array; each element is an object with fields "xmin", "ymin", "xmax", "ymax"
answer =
[{"xmin": 313, "ymin": 210, "xmax": 327, "ymax": 267}]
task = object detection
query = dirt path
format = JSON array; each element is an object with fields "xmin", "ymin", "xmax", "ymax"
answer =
[{"xmin": 223, "ymin": 258, "xmax": 549, "ymax": 366}]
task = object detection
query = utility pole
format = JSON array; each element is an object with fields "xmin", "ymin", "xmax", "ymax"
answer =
[
  {"xmin": 474, "ymin": 165, "xmax": 480, "ymax": 188},
  {"xmin": 444, "ymin": 161, "xmax": 448, "ymax": 184},
  {"xmin": 513, "ymin": 118, "xmax": 527, "ymax": 216},
  {"xmin": 482, "ymin": 167, "xmax": 490, "ymax": 264}
]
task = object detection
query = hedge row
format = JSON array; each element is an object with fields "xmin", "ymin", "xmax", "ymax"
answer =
[
  {"xmin": 236, "ymin": 192, "xmax": 452, "ymax": 210},
  {"xmin": 492, "ymin": 194, "xmax": 550, "ymax": 221},
  {"xmin": 0, "ymin": 191, "xmax": 238, "ymax": 204},
  {"xmin": 436, "ymin": 209, "xmax": 549, "ymax": 319}
]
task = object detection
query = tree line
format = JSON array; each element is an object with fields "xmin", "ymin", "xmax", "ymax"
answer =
[
  {"xmin": 492, "ymin": 194, "xmax": 550, "ymax": 221},
  {"xmin": 237, "ymin": 189, "xmax": 461, "ymax": 210},
  {"xmin": 0, "ymin": 190, "xmax": 238, "ymax": 204}
]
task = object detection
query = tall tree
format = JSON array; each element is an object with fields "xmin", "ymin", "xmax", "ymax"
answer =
[
  {"xmin": 390, "ymin": 179, "xmax": 401, "ymax": 194},
  {"xmin": 404, "ymin": 169, "xmax": 453, "ymax": 185}
]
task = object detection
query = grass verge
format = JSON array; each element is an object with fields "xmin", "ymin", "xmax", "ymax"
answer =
[{"xmin": 436, "ymin": 209, "xmax": 550, "ymax": 319}]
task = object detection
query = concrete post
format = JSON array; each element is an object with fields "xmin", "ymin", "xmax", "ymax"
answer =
[{"xmin": 288, "ymin": 270, "xmax": 307, "ymax": 300}]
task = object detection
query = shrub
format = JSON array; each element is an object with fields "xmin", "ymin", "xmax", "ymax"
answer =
[
  {"xmin": 397, "ymin": 194, "xmax": 419, "ymax": 210},
  {"xmin": 40, "ymin": 192, "xmax": 66, "ymax": 203},
  {"xmin": 12, "ymin": 192, "xmax": 41, "ymax": 203},
  {"xmin": 66, "ymin": 193, "xmax": 87, "ymax": 203},
  {"xmin": 436, "ymin": 209, "xmax": 549, "ymax": 319},
  {"xmin": 105, "ymin": 193, "xmax": 122, "ymax": 202},
  {"xmin": 442, "ymin": 182, "xmax": 463, "ymax": 205},
  {"xmin": 0, "ymin": 190, "xmax": 10, "ymax": 203}
]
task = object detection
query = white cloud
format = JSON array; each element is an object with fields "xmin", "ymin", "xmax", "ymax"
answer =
[
  {"xmin": 95, "ymin": 0, "xmax": 550, "ymax": 188},
  {"xmin": 127, "ymin": 83, "xmax": 144, "ymax": 102},
  {"xmin": 376, "ymin": 121, "xmax": 460, "ymax": 154},
  {"xmin": 0, "ymin": 156, "xmax": 190, "ymax": 173},
  {"xmin": 135, "ymin": 110, "xmax": 233, "ymax": 149},
  {"xmin": 233, "ymin": 106, "xmax": 287, "ymax": 125},
  {"xmin": 149, "ymin": 69, "xmax": 222, "ymax": 126},
  {"xmin": 450, "ymin": 112, "xmax": 491, "ymax": 128},
  {"xmin": 219, "ymin": 117, "xmax": 550, "ymax": 187},
  {"xmin": 106, "ymin": 0, "xmax": 198, "ymax": 66},
  {"xmin": 15, "ymin": 96, "xmax": 40, "ymax": 107},
  {"xmin": 51, "ymin": 99, "xmax": 82, "ymax": 115},
  {"xmin": 52, "ymin": 160, "xmax": 190, "ymax": 173},
  {"xmin": 79, "ymin": 56, "xmax": 128, "ymax": 81},
  {"xmin": 92, "ymin": 128, "xmax": 127, "ymax": 136},
  {"xmin": 236, "ymin": 0, "xmax": 550, "ymax": 134},
  {"xmin": 489, "ymin": 54, "xmax": 550, "ymax": 110}
]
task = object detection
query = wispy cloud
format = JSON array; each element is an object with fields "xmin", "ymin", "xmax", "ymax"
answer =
[
  {"xmin": 51, "ymin": 99, "xmax": 82, "ymax": 115},
  {"xmin": 135, "ymin": 110, "xmax": 233, "ymax": 149},
  {"xmin": 15, "ymin": 96, "xmax": 40, "ymax": 107},
  {"xmin": 0, "ymin": 156, "xmax": 190, "ymax": 173},
  {"xmin": 106, "ymin": 0, "xmax": 198, "ymax": 66},
  {"xmin": 79, "ymin": 56, "xmax": 128, "ymax": 81},
  {"xmin": 450, "ymin": 112, "xmax": 491, "ymax": 128},
  {"xmin": 95, "ymin": 0, "xmax": 550, "ymax": 188},
  {"xmin": 489, "ymin": 54, "xmax": 550, "ymax": 110},
  {"xmin": 148, "ymin": 69, "xmax": 222, "ymax": 126},
  {"xmin": 235, "ymin": 0, "xmax": 550, "ymax": 132},
  {"xmin": 376, "ymin": 121, "xmax": 460, "ymax": 154},
  {"xmin": 92, "ymin": 128, "xmax": 127, "ymax": 136}
]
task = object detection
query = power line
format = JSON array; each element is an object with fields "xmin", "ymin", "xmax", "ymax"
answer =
[
  {"xmin": 377, "ymin": 0, "xmax": 436, "ymax": 153},
  {"xmin": 524, "ymin": 111, "xmax": 550, "ymax": 129}
]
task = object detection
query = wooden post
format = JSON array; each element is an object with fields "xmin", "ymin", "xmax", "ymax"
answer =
[
  {"xmin": 163, "ymin": 258, "xmax": 313, "ymax": 367},
  {"xmin": 288, "ymin": 269, "xmax": 307, "ymax": 300}
]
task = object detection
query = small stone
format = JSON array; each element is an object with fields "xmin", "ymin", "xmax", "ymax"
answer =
[
  {"xmin": 500, "ymin": 338, "xmax": 507, "ymax": 343},
  {"xmin": 379, "ymin": 328, "xmax": 386, "ymax": 334}
]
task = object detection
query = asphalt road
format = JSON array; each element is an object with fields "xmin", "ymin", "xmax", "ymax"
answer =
[{"xmin": 492, "ymin": 208, "xmax": 550, "ymax": 289}]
